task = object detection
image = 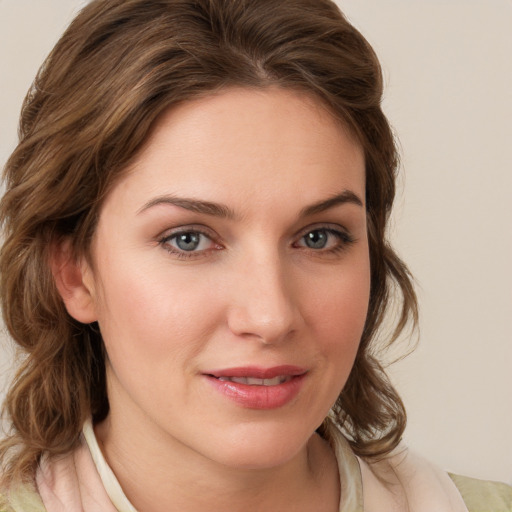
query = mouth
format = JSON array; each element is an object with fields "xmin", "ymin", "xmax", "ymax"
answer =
[
  {"xmin": 205, "ymin": 365, "xmax": 307, "ymax": 382},
  {"xmin": 203, "ymin": 366, "xmax": 307, "ymax": 409},
  {"xmin": 216, "ymin": 375, "xmax": 292, "ymax": 386}
]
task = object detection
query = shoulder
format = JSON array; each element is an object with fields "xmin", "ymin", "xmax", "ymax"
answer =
[
  {"xmin": 0, "ymin": 485, "xmax": 46, "ymax": 512},
  {"xmin": 0, "ymin": 493, "xmax": 9, "ymax": 512},
  {"xmin": 449, "ymin": 473, "xmax": 512, "ymax": 512}
]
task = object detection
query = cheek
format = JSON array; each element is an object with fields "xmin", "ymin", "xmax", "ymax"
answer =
[
  {"xmin": 306, "ymin": 253, "xmax": 371, "ymax": 375},
  {"xmin": 94, "ymin": 258, "xmax": 222, "ymax": 368},
  {"xmin": 310, "ymin": 255, "xmax": 370, "ymax": 334},
  {"xmin": 322, "ymin": 292, "xmax": 368, "ymax": 368}
]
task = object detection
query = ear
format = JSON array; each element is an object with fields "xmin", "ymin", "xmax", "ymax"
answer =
[{"xmin": 50, "ymin": 238, "xmax": 98, "ymax": 324}]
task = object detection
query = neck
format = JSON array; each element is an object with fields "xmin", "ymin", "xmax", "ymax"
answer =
[{"xmin": 94, "ymin": 411, "xmax": 339, "ymax": 512}]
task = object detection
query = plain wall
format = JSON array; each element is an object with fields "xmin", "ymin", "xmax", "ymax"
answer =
[{"xmin": 0, "ymin": 0, "xmax": 510, "ymax": 484}]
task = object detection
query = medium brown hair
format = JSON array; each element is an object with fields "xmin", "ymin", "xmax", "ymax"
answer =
[{"xmin": 0, "ymin": 0, "xmax": 417, "ymax": 485}]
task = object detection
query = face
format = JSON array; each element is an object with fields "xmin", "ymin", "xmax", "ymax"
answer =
[{"xmin": 78, "ymin": 87, "xmax": 370, "ymax": 469}]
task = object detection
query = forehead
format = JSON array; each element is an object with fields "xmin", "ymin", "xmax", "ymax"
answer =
[{"xmin": 106, "ymin": 86, "xmax": 365, "ymax": 216}]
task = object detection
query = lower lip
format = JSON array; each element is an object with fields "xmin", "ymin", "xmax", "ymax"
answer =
[{"xmin": 205, "ymin": 374, "xmax": 306, "ymax": 409}]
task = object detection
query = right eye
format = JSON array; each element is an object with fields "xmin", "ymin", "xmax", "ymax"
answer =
[{"xmin": 160, "ymin": 229, "xmax": 220, "ymax": 258}]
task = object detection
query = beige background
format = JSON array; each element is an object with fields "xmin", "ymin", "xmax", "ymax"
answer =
[{"xmin": 1, "ymin": 0, "xmax": 511, "ymax": 484}]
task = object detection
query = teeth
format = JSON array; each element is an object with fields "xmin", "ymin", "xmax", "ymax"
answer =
[{"xmin": 217, "ymin": 376, "xmax": 291, "ymax": 385}]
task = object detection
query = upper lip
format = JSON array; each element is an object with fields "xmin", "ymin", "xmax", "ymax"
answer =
[{"xmin": 205, "ymin": 365, "xmax": 307, "ymax": 379}]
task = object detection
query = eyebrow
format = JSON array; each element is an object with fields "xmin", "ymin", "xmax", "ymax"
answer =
[
  {"xmin": 137, "ymin": 189, "xmax": 363, "ymax": 219},
  {"xmin": 299, "ymin": 190, "xmax": 364, "ymax": 217},
  {"xmin": 137, "ymin": 195, "xmax": 237, "ymax": 219}
]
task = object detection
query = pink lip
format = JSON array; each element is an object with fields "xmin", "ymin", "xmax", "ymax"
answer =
[
  {"xmin": 207, "ymin": 365, "xmax": 307, "ymax": 379},
  {"xmin": 203, "ymin": 365, "xmax": 307, "ymax": 410}
]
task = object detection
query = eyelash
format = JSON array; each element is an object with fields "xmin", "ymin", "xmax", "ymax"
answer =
[
  {"xmin": 159, "ymin": 227, "xmax": 220, "ymax": 260},
  {"xmin": 158, "ymin": 225, "xmax": 356, "ymax": 260},
  {"xmin": 294, "ymin": 227, "xmax": 356, "ymax": 255}
]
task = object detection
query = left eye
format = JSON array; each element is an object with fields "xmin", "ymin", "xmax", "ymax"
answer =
[
  {"xmin": 164, "ymin": 231, "xmax": 214, "ymax": 252},
  {"xmin": 297, "ymin": 228, "xmax": 350, "ymax": 250}
]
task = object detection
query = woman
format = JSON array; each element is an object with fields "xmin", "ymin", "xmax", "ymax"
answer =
[{"xmin": 0, "ymin": 0, "xmax": 510, "ymax": 510}]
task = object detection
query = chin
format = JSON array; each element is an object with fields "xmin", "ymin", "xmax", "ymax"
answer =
[{"xmin": 203, "ymin": 421, "xmax": 314, "ymax": 471}]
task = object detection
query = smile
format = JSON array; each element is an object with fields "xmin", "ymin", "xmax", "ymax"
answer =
[
  {"xmin": 217, "ymin": 375, "xmax": 292, "ymax": 385},
  {"xmin": 204, "ymin": 366, "xmax": 307, "ymax": 409}
]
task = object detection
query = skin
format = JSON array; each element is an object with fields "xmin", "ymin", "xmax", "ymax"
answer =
[{"xmin": 56, "ymin": 86, "xmax": 370, "ymax": 511}]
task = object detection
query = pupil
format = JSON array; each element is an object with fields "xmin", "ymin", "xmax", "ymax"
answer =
[
  {"xmin": 305, "ymin": 230, "xmax": 327, "ymax": 249},
  {"xmin": 176, "ymin": 233, "xmax": 200, "ymax": 251}
]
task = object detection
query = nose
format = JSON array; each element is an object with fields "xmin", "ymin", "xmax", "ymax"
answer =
[{"xmin": 226, "ymin": 252, "xmax": 301, "ymax": 345}]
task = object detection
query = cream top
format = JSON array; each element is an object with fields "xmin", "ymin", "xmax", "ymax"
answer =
[{"xmin": 30, "ymin": 419, "xmax": 469, "ymax": 511}]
